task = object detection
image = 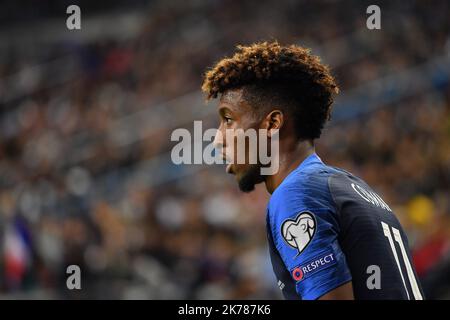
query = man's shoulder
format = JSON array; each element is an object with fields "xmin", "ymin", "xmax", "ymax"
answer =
[
  {"xmin": 268, "ymin": 162, "xmax": 344, "ymax": 217},
  {"xmin": 273, "ymin": 161, "xmax": 346, "ymax": 197}
]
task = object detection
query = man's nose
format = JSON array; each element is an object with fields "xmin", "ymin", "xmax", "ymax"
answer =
[{"xmin": 213, "ymin": 127, "xmax": 225, "ymax": 150}]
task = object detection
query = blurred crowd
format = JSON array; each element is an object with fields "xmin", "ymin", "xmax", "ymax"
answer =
[{"xmin": 0, "ymin": 0, "xmax": 449, "ymax": 299}]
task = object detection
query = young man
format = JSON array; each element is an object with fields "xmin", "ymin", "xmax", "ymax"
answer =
[{"xmin": 201, "ymin": 41, "xmax": 424, "ymax": 300}]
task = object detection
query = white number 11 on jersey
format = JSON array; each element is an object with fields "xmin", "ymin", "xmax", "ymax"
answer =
[{"xmin": 381, "ymin": 221, "xmax": 423, "ymax": 300}]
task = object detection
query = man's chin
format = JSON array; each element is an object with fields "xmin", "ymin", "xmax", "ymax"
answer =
[
  {"xmin": 238, "ymin": 179, "xmax": 256, "ymax": 193},
  {"xmin": 235, "ymin": 166, "xmax": 263, "ymax": 193}
]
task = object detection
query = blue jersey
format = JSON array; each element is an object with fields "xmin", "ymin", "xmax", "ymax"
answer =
[{"xmin": 266, "ymin": 153, "xmax": 424, "ymax": 300}]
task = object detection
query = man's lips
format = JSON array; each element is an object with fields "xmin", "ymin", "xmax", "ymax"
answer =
[{"xmin": 222, "ymin": 153, "xmax": 234, "ymax": 174}]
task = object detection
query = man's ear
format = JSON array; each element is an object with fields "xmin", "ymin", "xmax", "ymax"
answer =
[{"xmin": 262, "ymin": 110, "xmax": 284, "ymax": 137}]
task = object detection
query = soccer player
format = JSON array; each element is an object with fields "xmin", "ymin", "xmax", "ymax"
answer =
[{"xmin": 201, "ymin": 41, "xmax": 424, "ymax": 300}]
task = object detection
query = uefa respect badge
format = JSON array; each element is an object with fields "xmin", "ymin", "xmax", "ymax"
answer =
[{"xmin": 291, "ymin": 252, "xmax": 336, "ymax": 282}]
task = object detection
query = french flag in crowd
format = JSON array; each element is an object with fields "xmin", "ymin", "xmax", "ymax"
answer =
[{"xmin": 3, "ymin": 216, "xmax": 32, "ymax": 288}]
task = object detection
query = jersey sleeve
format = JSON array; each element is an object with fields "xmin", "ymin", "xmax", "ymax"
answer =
[{"xmin": 268, "ymin": 174, "xmax": 352, "ymax": 299}]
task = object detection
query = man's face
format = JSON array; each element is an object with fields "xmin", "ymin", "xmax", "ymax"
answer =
[{"xmin": 214, "ymin": 88, "xmax": 266, "ymax": 192}]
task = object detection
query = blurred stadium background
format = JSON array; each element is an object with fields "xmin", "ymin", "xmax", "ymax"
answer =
[{"xmin": 0, "ymin": 0, "xmax": 449, "ymax": 299}]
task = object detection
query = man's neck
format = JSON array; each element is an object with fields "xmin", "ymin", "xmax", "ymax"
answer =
[{"xmin": 264, "ymin": 141, "xmax": 315, "ymax": 194}]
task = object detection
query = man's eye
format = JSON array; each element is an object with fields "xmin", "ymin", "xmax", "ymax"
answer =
[{"xmin": 224, "ymin": 117, "xmax": 233, "ymax": 124}]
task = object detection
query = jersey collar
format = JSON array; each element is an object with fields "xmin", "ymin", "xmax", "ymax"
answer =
[
  {"xmin": 277, "ymin": 152, "xmax": 324, "ymax": 187},
  {"xmin": 296, "ymin": 152, "xmax": 323, "ymax": 172}
]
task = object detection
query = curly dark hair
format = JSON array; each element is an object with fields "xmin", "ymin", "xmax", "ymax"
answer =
[{"xmin": 201, "ymin": 41, "xmax": 339, "ymax": 140}]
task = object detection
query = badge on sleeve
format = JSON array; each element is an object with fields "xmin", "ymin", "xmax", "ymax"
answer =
[{"xmin": 281, "ymin": 211, "xmax": 316, "ymax": 256}]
